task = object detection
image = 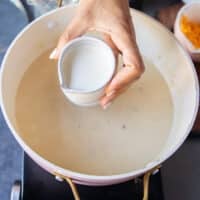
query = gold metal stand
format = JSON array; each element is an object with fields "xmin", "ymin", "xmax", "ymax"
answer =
[
  {"xmin": 143, "ymin": 166, "xmax": 161, "ymax": 200},
  {"xmin": 64, "ymin": 177, "xmax": 80, "ymax": 200},
  {"xmin": 54, "ymin": 165, "xmax": 161, "ymax": 200},
  {"xmin": 54, "ymin": 173, "xmax": 80, "ymax": 200},
  {"xmin": 57, "ymin": 0, "xmax": 63, "ymax": 7}
]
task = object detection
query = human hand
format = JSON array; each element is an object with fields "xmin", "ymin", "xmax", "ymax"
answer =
[{"xmin": 50, "ymin": 0, "xmax": 145, "ymax": 109}]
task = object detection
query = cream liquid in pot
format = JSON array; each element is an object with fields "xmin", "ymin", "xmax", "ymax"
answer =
[{"xmin": 15, "ymin": 50, "xmax": 173, "ymax": 175}]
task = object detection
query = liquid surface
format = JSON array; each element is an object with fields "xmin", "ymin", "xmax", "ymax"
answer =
[
  {"xmin": 62, "ymin": 43, "xmax": 114, "ymax": 91},
  {"xmin": 15, "ymin": 50, "xmax": 173, "ymax": 175}
]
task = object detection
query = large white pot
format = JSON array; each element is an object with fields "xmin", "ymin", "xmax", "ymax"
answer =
[{"xmin": 0, "ymin": 5, "xmax": 199, "ymax": 186}]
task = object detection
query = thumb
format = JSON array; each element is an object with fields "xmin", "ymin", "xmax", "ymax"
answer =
[{"xmin": 50, "ymin": 16, "xmax": 89, "ymax": 59}]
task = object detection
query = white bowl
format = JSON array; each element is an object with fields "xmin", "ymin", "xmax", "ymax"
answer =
[
  {"xmin": 58, "ymin": 36, "xmax": 116, "ymax": 106},
  {"xmin": 174, "ymin": 2, "xmax": 200, "ymax": 61}
]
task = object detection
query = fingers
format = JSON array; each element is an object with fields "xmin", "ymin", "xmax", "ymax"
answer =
[
  {"xmin": 103, "ymin": 33, "xmax": 120, "ymax": 56},
  {"xmin": 106, "ymin": 65, "xmax": 142, "ymax": 93},
  {"xmin": 111, "ymin": 24, "xmax": 145, "ymax": 74},
  {"xmin": 100, "ymin": 21, "xmax": 145, "ymax": 108},
  {"xmin": 100, "ymin": 90, "xmax": 117, "ymax": 109},
  {"xmin": 100, "ymin": 87, "xmax": 126, "ymax": 109},
  {"xmin": 101, "ymin": 62, "xmax": 144, "ymax": 108},
  {"xmin": 100, "ymin": 66, "xmax": 140, "ymax": 108},
  {"xmin": 50, "ymin": 16, "xmax": 90, "ymax": 59}
]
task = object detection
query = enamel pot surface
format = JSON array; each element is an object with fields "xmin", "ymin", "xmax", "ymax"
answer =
[{"xmin": 0, "ymin": 5, "xmax": 199, "ymax": 186}]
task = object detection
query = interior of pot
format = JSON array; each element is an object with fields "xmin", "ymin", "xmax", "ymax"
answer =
[{"xmin": 0, "ymin": 6, "xmax": 198, "ymax": 180}]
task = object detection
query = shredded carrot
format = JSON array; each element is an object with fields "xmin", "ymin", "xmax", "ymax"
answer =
[{"xmin": 180, "ymin": 15, "xmax": 200, "ymax": 49}]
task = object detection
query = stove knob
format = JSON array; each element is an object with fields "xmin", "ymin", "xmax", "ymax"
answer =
[{"xmin": 10, "ymin": 180, "xmax": 21, "ymax": 200}]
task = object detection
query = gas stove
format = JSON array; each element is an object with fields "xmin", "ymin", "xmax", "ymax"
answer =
[
  {"xmin": 11, "ymin": 153, "xmax": 164, "ymax": 200},
  {"xmin": 11, "ymin": 135, "xmax": 200, "ymax": 200}
]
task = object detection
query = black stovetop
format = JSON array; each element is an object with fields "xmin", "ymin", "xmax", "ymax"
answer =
[
  {"xmin": 22, "ymin": 154, "xmax": 163, "ymax": 200},
  {"xmin": 10, "ymin": 135, "xmax": 200, "ymax": 200}
]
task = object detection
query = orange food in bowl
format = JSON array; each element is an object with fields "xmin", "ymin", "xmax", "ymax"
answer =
[{"xmin": 180, "ymin": 15, "xmax": 200, "ymax": 49}]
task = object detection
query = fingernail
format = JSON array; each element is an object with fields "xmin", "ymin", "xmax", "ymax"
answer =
[
  {"xmin": 106, "ymin": 90, "xmax": 116, "ymax": 97},
  {"xmin": 49, "ymin": 48, "xmax": 57, "ymax": 59},
  {"xmin": 103, "ymin": 102, "xmax": 112, "ymax": 110}
]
